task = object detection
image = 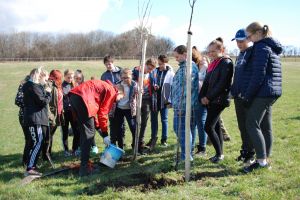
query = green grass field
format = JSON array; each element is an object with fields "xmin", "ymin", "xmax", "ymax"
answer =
[{"xmin": 0, "ymin": 60, "xmax": 299, "ymax": 200}]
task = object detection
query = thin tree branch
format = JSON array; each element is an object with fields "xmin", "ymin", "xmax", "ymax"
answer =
[{"xmin": 188, "ymin": 0, "xmax": 197, "ymax": 32}]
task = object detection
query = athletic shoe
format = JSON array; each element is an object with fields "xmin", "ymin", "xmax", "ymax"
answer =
[
  {"xmin": 223, "ymin": 133, "xmax": 231, "ymax": 141},
  {"xmin": 74, "ymin": 148, "xmax": 81, "ymax": 157},
  {"xmin": 243, "ymin": 161, "xmax": 270, "ymax": 173},
  {"xmin": 64, "ymin": 151, "xmax": 72, "ymax": 157},
  {"xmin": 161, "ymin": 141, "xmax": 168, "ymax": 147},
  {"xmin": 24, "ymin": 169, "xmax": 42, "ymax": 177},
  {"xmin": 209, "ymin": 155, "xmax": 224, "ymax": 163},
  {"xmin": 91, "ymin": 146, "xmax": 98, "ymax": 155},
  {"xmin": 195, "ymin": 146, "xmax": 206, "ymax": 156}
]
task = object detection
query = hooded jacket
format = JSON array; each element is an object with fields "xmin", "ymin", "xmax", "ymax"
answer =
[
  {"xmin": 244, "ymin": 37, "xmax": 282, "ymax": 101},
  {"xmin": 22, "ymin": 81, "xmax": 51, "ymax": 126},
  {"xmin": 100, "ymin": 66, "xmax": 122, "ymax": 85},
  {"xmin": 69, "ymin": 80, "xmax": 117, "ymax": 132},
  {"xmin": 151, "ymin": 65, "xmax": 175, "ymax": 111}
]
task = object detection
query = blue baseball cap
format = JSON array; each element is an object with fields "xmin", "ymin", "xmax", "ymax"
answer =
[{"xmin": 231, "ymin": 29, "xmax": 247, "ymax": 41}]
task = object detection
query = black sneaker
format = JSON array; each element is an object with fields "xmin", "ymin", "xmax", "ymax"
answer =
[
  {"xmin": 236, "ymin": 150, "xmax": 247, "ymax": 162},
  {"xmin": 243, "ymin": 161, "xmax": 270, "ymax": 173},
  {"xmin": 209, "ymin": 155, "xmax": 224, "ymax": 163},
  {"xmin": 145, "ymin": 139, "xmax": 152, "ymax": 147},
  {"xmin": 195, "ymin": 146, "xmax": 206, "ymax": 156}
]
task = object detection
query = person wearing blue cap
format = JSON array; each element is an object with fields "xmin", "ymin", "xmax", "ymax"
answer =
[{"xmin": 231, "ymin": 28, "xmax": 256, "ymax": 165}]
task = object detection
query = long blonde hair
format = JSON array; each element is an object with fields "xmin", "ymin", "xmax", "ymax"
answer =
[
  {"xmin": 30, "ymin": 67, "xmax": 48, "ymax": 84},
  {"xmin": 246, "ymin": 22, "xmax": 272, "ymax": 38}
]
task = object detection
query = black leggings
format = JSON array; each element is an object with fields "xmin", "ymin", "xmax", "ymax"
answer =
[{"xmin": 205, "ymin": 104, "xmax": 225, "ymax": 156}]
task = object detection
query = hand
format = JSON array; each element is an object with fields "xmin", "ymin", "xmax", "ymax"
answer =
[
  {"xmin": 154, "ymin": 84, "xmax": 159, "ymax": 91},
  {"xmin": 44, "ymin": 85, "xmax": 52, "ymax": 93},
  {"xmin": 103, "ymin": 136, "xmax": 111, "ymax": 146},
  {"xmin": 201, "ymin": 97, "xmax": 210, "ymax": 105}
]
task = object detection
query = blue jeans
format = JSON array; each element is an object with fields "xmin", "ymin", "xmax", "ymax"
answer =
[
  {"xmin": 173, "ymin": 110, "xmax": 193, "ymax": 161},
  {"xmin": 151, "ymin": 107, "xmax": 168, "ymax": 142},
  {"xmin": 191, "ymin": 104, "xmax": 207, "ymax": 150}
]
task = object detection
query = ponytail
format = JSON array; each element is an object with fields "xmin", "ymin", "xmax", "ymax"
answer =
[{"xmin": 246, "ymin": 22, "xmax": 272, "ymax": 38}]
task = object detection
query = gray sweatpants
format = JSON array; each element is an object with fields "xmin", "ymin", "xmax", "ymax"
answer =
[
  {"xmin": 234, "ymin": 98, "xmax": 254, "ymax": 152},
  {"xmin": 245, "ymin": 97, "xmax": 277, "ymax": 159}
]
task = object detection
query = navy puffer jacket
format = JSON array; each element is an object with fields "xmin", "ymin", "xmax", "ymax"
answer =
[
  {"xmin": 244, "ymin": 37, "xmax": 282, "ymax": 101},
  {"xmin": 231, "ymin": 46, "xmax": 253, "ymax": 98}
]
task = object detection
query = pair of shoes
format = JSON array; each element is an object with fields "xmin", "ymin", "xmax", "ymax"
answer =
[
  {"xmin": 91, "ymin": 146, "xmax": 98, "ymax": 155},
  {"xmin": 24, "ymin": 169, "xmax": 42, "ymax": 177},
  {"xmin": 74, "ymin": 148, "xmax": 81, "ymax": 157},
  {"xmin": 209, "ymin": 155, "xmax": 224, "ymax": 163},
  {"xmin": 243, "ymin": 161, "xmax": 271, "ymax": 173},
  {"xmin": 64, "ymin": 151, "xmax": 72, "ymax": 157}
]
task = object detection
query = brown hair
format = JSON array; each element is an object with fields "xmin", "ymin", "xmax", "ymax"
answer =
[
  {"xmin": 192, "ymin": 48, "xmax": 202, "ymax": 66},
  {"xmin": 158, "ymin": 55, "xmax": 169, "ymax": 63},
  {"xmin": 103, "ymin": 54, "xmax": 114, "ymax": 64},
  {"xmin": 208, "ymin": 37, "xmax": 225, "ymax": 51},
  {"xmin": 145, "ymin": 58, "xmax": 157, "ymax": 68},
  {"xmin": 174, "ymin": 45, "xmax": 187, "ymax": 54},
  {"xmin": 246, "ymin": 22, "xmax": 272, "ymax": 38}
]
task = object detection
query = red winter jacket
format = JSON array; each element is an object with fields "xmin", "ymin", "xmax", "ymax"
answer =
[{"xmin": 70, "ymin": 80, "xmax": 117, "ymax": 132}]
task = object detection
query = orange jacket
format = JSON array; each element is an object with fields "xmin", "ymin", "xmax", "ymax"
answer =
[{"xmin": 70, "ymin": 80, "xmax": 117, "ymax": 132}]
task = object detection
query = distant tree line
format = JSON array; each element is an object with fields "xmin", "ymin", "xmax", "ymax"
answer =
[
  {"xmin": 0, "ymin": 28, "xmax": 174, "ymax": 59},
  {"xmin": 229, "ymin": 45, "xmax": 300, "ymax": 57}
]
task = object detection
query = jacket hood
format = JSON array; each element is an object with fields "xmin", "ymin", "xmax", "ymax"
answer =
[
  {"xmin": 112, "ymin": 66, "xmax": 122, "ymax": 73},
  {"xmin": 261, "ymin": 37, "xmax": 283, "ymax": 55}
]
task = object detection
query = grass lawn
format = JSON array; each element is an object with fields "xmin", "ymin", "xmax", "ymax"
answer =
[{"xmin": 0, "ymin": 60, "xmax": 299, "ymax": 200}]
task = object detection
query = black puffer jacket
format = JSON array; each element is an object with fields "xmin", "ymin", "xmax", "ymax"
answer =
[
  {"xmin": 23, "ymin": 81, "xmax": 51, "ymax": 126},
  {"xmin": 199, "ymin": 57, "xmax": 234, "ymax": 107}
]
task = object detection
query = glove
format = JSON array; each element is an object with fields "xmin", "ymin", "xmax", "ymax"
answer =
[
  {"xmin": 242, "ymin": 99, "xmax": 252, "ymax": 108},
  {"xmin": 103, "ymin": 136, "xmax": 111, "ymax": 146}
]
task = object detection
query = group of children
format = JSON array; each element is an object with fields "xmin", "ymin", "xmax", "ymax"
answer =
[{"xmin": 15, "ymin": 21, "xmax": 282, "ymax": 177}]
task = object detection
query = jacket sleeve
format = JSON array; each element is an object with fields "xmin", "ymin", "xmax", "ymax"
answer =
[
  {"xmin": 245, "ymin": 44, "xmax": 269, "ymax": 100},
  {"xmin": 15, "ymin": 84, "xmax": 24, "ymax": 108},
  {"xmin": 32, "ymin": 84, "xmax": 51, "ymax": 106},
  {"xmin": 96, "ymin": 89, "xmax": 116, "ymax": 133},
  {"xmin": 206, "ymin": 59, "xmax": 233, "ymax": 101}
]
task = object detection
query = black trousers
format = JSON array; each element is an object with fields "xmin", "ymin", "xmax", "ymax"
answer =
[
  {"xmin": 19, "ymin": 116, "xmax": 31, "ymax": 166},
  {"xmin": 138, "ymin": 99, "xmax": 151, "ymax": 146},
  {"xmin": 26, "ymin": 125, "xmax": 47, "ymax": 170},
  {"xmin": 111, "ymin": 107, "xmax": 136, "ymax": 149},
  {"xmin": 61, "ymin": 110, "xmax": 80, "ymax": 152},
  {"xmin": 205, "ymin": 104, "xmax": 225, "ymax": 156},
  {"xmin": 69, "ymin": 94, "xmax": 95, "ymax": 168},
  {"xmin": 42, "ymin": 124, "xmax": 57, "ymax": 160}
]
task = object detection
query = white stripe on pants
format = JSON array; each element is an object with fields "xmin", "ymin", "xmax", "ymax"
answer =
[{"xmin": 28, "ymin": 125, "xmax": 43, "ymax": 169}]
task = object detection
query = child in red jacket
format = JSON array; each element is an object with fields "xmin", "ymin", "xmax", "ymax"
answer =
[{"xmin": 69, "ymin": 80, "xmax": 124, "ymax": 176}]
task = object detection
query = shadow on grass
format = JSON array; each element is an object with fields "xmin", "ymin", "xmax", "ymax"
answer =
[
  {"xmin": 289, "ymin": 116, "xmax": 300, "ymax": 120},
  {"xmin": 0, "ymin": 151, "xmax": 77, "ymax": 182}
]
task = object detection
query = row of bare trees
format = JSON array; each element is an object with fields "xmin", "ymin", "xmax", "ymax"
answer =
[{"xmin": 0, "ymin": 29, "xmax": 174, "ymax": 59}]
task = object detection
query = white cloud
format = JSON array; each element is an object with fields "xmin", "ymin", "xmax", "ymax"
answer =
[{"xmin": 1, "ymin": 0, "xmax": 111, "ymax": 33}]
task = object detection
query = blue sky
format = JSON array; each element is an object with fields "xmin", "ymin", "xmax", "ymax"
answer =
[{"xmin": 1, "ymin": 0, "xmax": 299, "ymax": 51}]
